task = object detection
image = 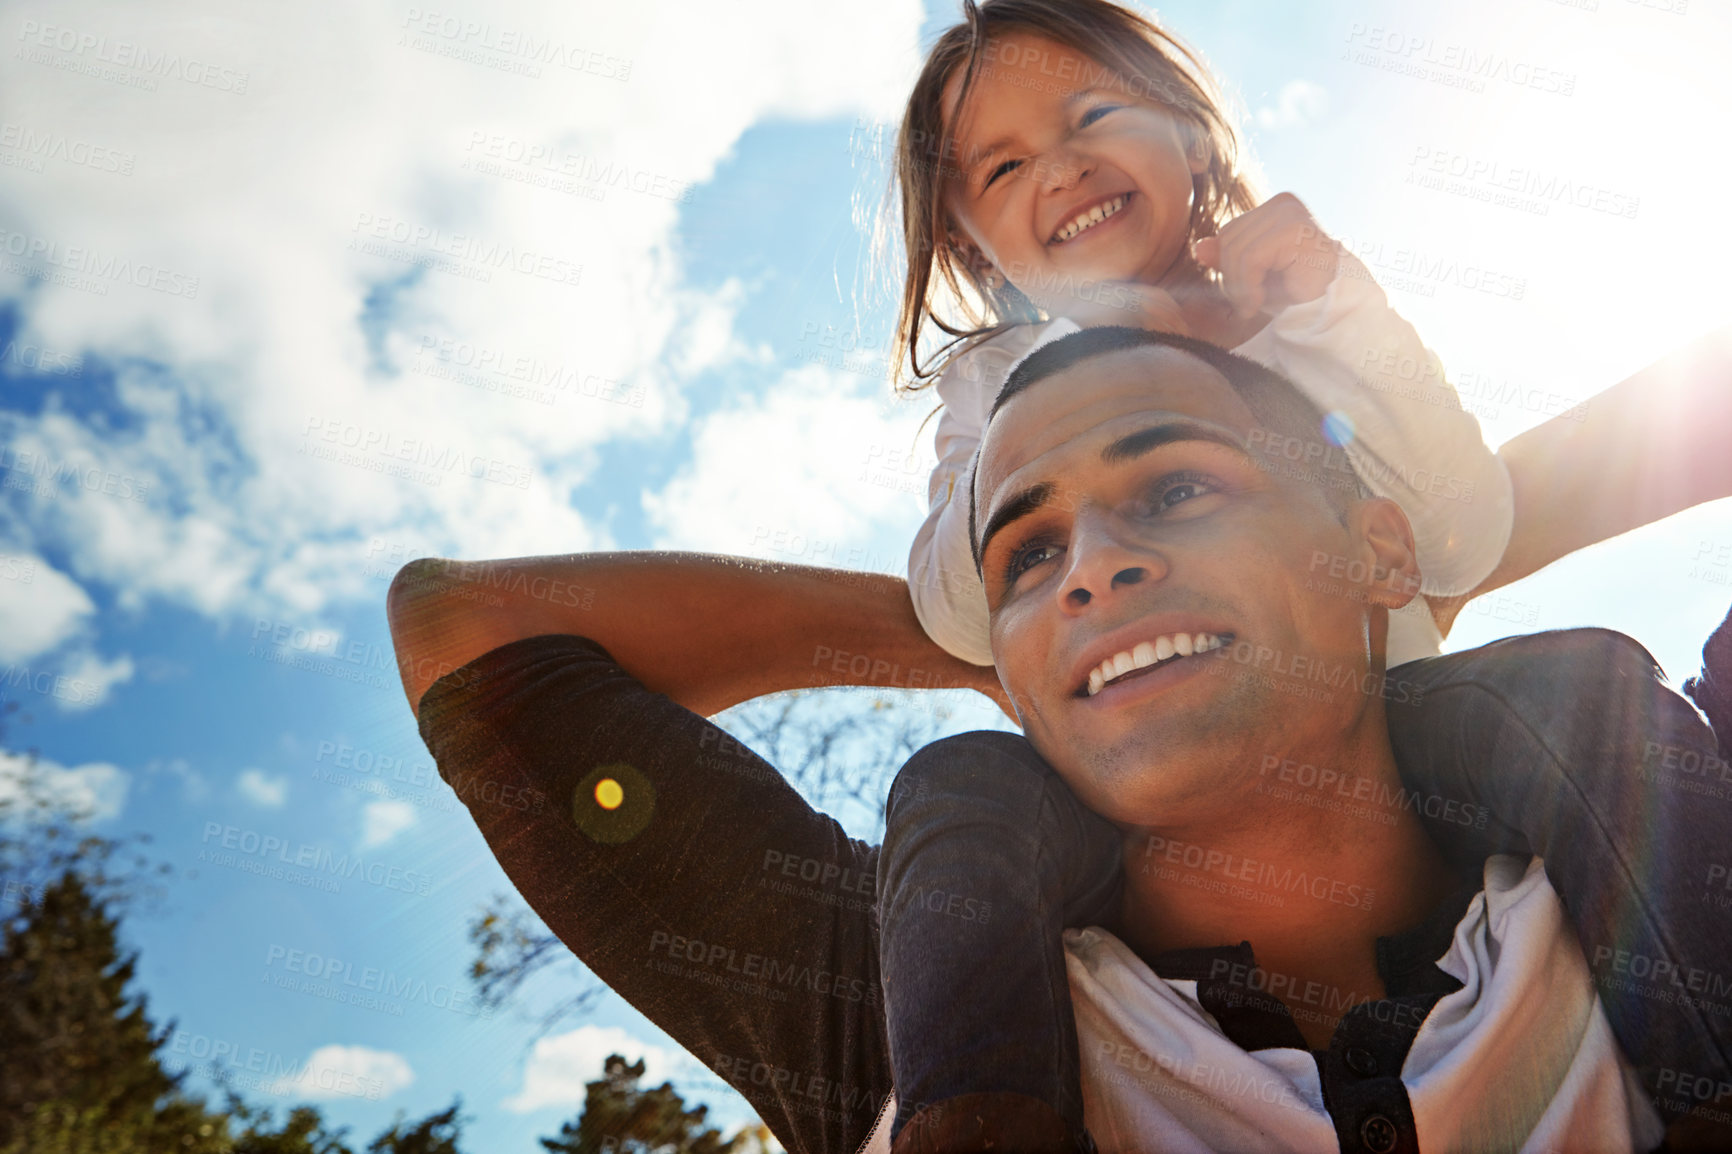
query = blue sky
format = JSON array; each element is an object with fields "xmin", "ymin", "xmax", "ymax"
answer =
[{"xmin": 2, "ymin": 0, "xmax": 1731, "ymax": 1148}]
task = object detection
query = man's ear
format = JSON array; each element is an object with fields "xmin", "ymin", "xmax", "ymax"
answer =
[{"xmin": 1346, "ymin": 497, "xmax": 1422, "ymax": 609}]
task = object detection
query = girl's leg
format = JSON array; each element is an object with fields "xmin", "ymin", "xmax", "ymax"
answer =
[
  {"xmin": 876, "ymin": 730, "xmax": 1121, "ymax": 1153},
  {"xmin": 1385, "ymin": 620, "xmax": 1732, "ymax": 1129}
]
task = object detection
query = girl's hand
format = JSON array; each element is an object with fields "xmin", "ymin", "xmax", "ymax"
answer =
[
  {"xmin": 1049, "ymin": 280, "xmax": 1192, "ymax": 336},
  {"xmin": 1192, "ymin": 191, "xmax": 1341, "ymax": 319}
]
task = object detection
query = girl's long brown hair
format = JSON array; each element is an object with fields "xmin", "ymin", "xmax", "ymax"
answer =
[{"xmin": 888, "ymin": 0, "xmax": 1260, "ymax": 394}]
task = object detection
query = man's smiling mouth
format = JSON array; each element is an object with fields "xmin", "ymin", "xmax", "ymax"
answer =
[
  {"xmin": 1081, "ymin": 631, "xmax": 1233, "ymax": 697},
  {"xmin": 1051, "ymin": 192, "xmax": 1132, "ymax": 245}
]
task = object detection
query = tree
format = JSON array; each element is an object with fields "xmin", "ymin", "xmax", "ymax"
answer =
[
  {"xmin": 0, "ymin": 859, "xmax": 470, "ymax": 1154},
  {"xmin": 0, "ymin": 708, "xmax": 228, "ymax": 1154},
  {"xmin": 224, "ymin": 1097, "xmax": 356, "ymax": 1154},
  {"xmin": 0, "ymin": 702, "xmax": 172, "ymax": 928},
  {"xmin": 365, "ymin": 1099, "xmax": 466, "ymax": 1154},
  {"xmin": 0, "ymin": 867, "xmax": 235, "ymax": 1153},
  {"xmin": 537, "ymin": 1056, "xmax": 752, "ymax": 1154},
  {"xmin": 467, "ymin": 894, "xmax": 607, "ymax": 1036},
  {"xmin": 0, "ymin": 711, "xmax": 469, "ymax": 1154},
  {"xmin": 0, "ymin": 874, "xmax": 173, "ymax": 1123}
]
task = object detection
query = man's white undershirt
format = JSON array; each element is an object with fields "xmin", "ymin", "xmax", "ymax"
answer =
[{"xmin": 859, "ymin": 856, "xmax": 1663, "ymax": 1154}]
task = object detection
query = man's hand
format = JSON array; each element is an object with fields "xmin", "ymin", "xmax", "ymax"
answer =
[{"xmin": 1192, "ymin": 191, "xmax": 1340, "ymax": 319}]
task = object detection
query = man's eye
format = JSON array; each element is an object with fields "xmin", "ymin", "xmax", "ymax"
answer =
[
  {"xmin": 1144, "ymin": 472, "xmax": 1217, "ymax": 513},
  {"xmin": 1079, "ymin": 104, "xmax": 1122, "ymax": 128},
  {"xmin": 984, "ymin": 158, "xmax": 1022, "ymax": 188},
  {"xmin": 1004, "ymin": 541, "xmax": 1060, "ymax": 581},
  {"xmin": 1160, "ymin": 483, "xmax": 1205, "ymax": 508}
]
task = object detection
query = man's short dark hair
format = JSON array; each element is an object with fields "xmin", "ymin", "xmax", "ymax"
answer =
[{"xmin": 969, "ymin": 326, "xmax": 1371, "ymax": 571}]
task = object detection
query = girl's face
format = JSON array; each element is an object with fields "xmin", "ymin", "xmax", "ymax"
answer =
[{"xmin": 941, "ymin": 31, "xmax": 1207, "ymax": 305}]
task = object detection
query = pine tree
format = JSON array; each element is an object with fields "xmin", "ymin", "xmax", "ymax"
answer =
[
  {"xmin": 0, "ymin": 717, "xmax": 471, "ymax": 1154},
  {"xmin": 538, "ymin": 1055, "xmax": 749, "ymax": 1154},
  {"xmin": 0, "ymin": 870, "xmax": 230, "ymax": 1153},
  {"xmin": 364, "ymin": 1099, "xmax": 466, "ymax": 1154},
  {"xmin": 225, "ymin": 1096, "xmax": 356, "ymax": 1154}
]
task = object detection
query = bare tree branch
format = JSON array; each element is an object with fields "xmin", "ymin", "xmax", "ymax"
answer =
[{"xmin": 0, "ymin": 702, "xmax": 172, "ymax": 927}]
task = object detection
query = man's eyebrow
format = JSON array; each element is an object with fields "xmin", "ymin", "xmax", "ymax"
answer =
[
  {"xmin": 1100, "ymin": 422, "xmax": 1248, "ymax": 465},
  {"xmin": 977, "ymin": 423, "xmax": 1249, "ymax": 564},
  {"xmin": 977, "ymin": 480, "xmax": 1057, "ymax": 565}
]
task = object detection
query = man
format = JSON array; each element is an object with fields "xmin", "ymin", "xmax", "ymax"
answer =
[{"xmin": 388, "ymin": 328, "xmax": 1729, "ymax": 1152}]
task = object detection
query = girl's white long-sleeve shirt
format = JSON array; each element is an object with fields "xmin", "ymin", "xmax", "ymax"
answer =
[{"xmin": 907, "ymin": 250, "xmax": 1514, "ymax": 669}]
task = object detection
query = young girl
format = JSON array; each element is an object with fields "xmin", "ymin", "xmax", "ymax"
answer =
[
  {"xmin": 897, "ymin": 1, "xmax": 1505, "ymax": 674},
  {"xmin": 876, "ymin": 2, "xmax": 1732, "ymax": 1150}
]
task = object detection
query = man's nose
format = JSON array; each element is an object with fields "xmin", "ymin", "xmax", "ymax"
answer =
[{"xmin": 1057, "ymin": 509, "xmax": 1166, "ymax": 612}]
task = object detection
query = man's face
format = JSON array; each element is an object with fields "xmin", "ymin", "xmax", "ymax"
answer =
[
  {"xmin": 975, "ymin": 346, "xmax": 1396, "ymax": 826},
  {"xmin": 941, "ymin": 31, "xmax": 1205, "ymax": 306}
]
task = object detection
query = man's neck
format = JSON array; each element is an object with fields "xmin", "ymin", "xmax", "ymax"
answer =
[{"xmin": 1114, "ymin": 715, "xmax": 1459, "ymax": 1048}]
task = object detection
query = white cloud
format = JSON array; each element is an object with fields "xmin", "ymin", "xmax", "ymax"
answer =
[
  {"xmin": 146, "ymin": 757, "xmax": 208, "ymax": 801},
  {"xmin": 52, "ymin": 647, "xmax": 134, "ymax": 711},
  {"xmin": 264, "ymin": 1044, "xmax": 414, "ymax": 1102},
  {"xmin": 503, "ymin": 1024, "xmax": 678, "ymax": 1114},
  {"xmin": 359, "ymin": 798, "xmax": 416, "ymax": 847},
  {"xmin": 0, "ymin": 551, "xmax": 132, "ymax": 709},
  {"xmin": 0, "ymin": 553, "xmax": 94, "ymax": 663},
  {"xmin": 236, "ymin": 767, "xmax": 288, "ymax": 808},
  {"xmin": 644, "ymin": 364, "xmax": 932, "ymax": 557},
  {"xmin": 0, "ymin": 0, "xmax": 924, "ymax": 634},
  {"xmin": 1255, "ymin": 80, "xmax": 1328, "ymax": 130},
  {"xmin": 0, "ymin": 749, "xmax": 129, "ymax": 822}
]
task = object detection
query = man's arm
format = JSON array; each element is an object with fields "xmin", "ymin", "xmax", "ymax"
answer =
[
  {"xmin": 1431, "ymin": 324, "xmax": 1732, "ymax": 635},
  {"xmin": 391, "ymin": 556, "xmax": 991, "ymax": 1153},
  {"xmin": 388, "ymin": 552, "xmax": 1006, "ymax": 718},
  {"xmin": 410, "ymin": 631, "xmax": 897, "ymax": 1154}
]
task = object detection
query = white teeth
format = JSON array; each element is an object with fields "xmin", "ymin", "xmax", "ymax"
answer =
[
  {"xmin": 1053, "ymin": 194, "xmax": 1127, "ymax": 243},
  {"xmin": 1086, "ymin": 631, "xmax": 1228, "ymax": 695}
]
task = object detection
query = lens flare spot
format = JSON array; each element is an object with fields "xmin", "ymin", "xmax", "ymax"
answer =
[
  {"xmin": 574, "ymin": 763, "xmax": 653, "ymax": 844},
  {"xmin": 1322, "ymin": 410, "xmax": 1356, "ymax": 448}
]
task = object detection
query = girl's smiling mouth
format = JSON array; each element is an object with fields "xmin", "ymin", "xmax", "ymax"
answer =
[{"xmin": 1050, "ymin": 191, "xmax": 1134, "ymax": 245}]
